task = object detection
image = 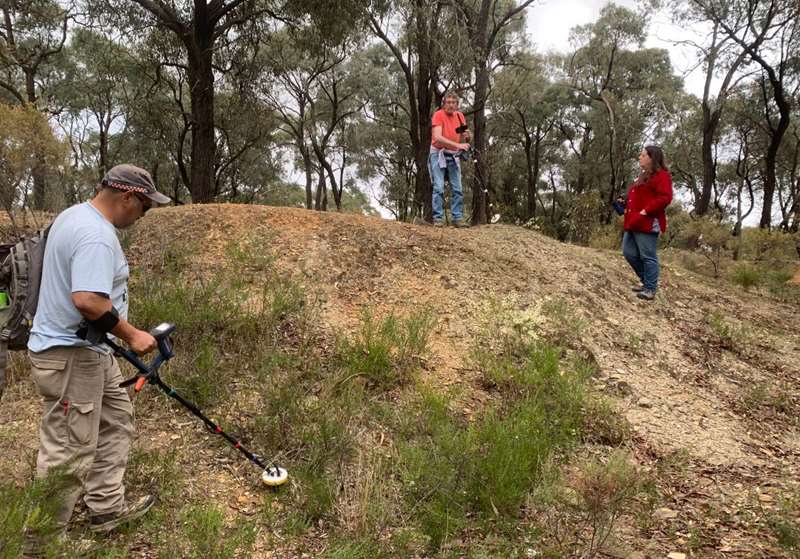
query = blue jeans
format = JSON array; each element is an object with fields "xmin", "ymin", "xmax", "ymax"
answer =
[
  {"xmin": 622, "ymin": 231, "xmax": 659, "ymax": 291},
  {"xmin": 429, "ymin": 152, "xmax": 464, "ymax": 221}
]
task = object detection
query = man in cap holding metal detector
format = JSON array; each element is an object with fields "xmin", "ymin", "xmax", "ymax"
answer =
[{"xmin": 25, "ymin": 164, "xmax": 171, "ymax": 552}]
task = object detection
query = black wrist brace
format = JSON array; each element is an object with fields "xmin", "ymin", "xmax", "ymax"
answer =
[{"xmin": 90, "ymin": 310, "xmax": 120, "ymax": 333}]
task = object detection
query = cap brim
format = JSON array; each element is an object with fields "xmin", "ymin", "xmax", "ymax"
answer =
[{"xmin": 144, "ymin": 191, "xmax": 172, "ymax": 205}]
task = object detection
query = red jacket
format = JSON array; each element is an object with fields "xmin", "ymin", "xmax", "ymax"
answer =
[{"xmin": 623, "ymin": 169, "xmax": 673, "ymax": 234}]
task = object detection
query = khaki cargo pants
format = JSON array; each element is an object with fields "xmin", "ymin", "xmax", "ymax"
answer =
[{"xmin": 29, "ymin": 346, "xmax": 134, "ymax": 527}]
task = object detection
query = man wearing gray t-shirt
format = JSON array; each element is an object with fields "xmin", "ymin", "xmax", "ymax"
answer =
[{"xmin": 25, "ymin": 164, "xmax": 170, "ymax": 552}]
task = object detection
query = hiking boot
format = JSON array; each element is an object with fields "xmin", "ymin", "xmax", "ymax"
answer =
[
  {"xmin": 433, "ymin": 220, "xmax": 445, "ymax": 228},
  {"xmin": 89, "ymin": 495, "xmax": 155, "ymax": 533},
  {"xmin": 636, "ymin": 289, "xmax": 656, "ymax": 301},
  {"xmin": 631, "ymin": 285, "xmax": 644, "ymax": 293},
  {"xmin": 453, "ymin": 219, "xmax": 470, "ymax": 228}
]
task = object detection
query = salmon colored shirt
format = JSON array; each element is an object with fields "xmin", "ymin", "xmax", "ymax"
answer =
[{"xmin": 431, "ymin": 109, "xmax": 466, "ymax": 150}]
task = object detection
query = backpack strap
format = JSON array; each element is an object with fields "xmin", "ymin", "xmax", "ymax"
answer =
[{"xmin": 0, "ymin": 338, "xmax": 6, "ymax": 402}]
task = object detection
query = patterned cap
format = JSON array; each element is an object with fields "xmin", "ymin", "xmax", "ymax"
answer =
[{"xmin": 102, "ymin": 164, "xmax": 171, "ymax": 205}]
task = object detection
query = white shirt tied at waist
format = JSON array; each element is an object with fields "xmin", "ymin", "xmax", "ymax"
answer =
[{"xmin": 430, "ymin": 145, "xmax": 462, "ymax": 172}]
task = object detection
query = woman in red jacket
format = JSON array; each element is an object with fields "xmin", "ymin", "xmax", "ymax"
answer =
[{"xmin": 618, "ymin": 145, "xmax": 673, "ymax": 301}]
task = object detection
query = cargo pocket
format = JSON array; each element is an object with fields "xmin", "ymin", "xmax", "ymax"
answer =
[
  {"xmin": 29, "ymin": 355, "xmax": 68, "ymax": 400},
  {"xmin": 67, "ymin": 401, "xmax": 95, "ymax": 445}
]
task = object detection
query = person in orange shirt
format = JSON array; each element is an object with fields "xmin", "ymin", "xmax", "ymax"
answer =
[{"xmin": 429, "ymin": 92, "xmax": 471, "ymax": 227}]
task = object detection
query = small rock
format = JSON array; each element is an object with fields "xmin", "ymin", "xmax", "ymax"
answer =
[
  {"xmin": 638, "ymin": 397, "xmax": 654, "ymax": 408},
  {"xmin": 667, "ymin": 553, "xmax": 686, "ymax": 559}
]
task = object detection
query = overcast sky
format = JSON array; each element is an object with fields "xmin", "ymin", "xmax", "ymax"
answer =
[{"xmin": 526, "ymin": 0, "xmax": 710, "ymax": 96}]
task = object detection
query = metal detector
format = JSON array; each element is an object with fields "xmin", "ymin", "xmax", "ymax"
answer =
[{"xmin": 82, "ymin": 322, "xmax": 288, "ymax": 487}]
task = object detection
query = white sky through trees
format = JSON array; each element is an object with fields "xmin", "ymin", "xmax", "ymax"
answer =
[{"xmin": 527, "ymin": 0, "xmax": 711, "ymax": 96}]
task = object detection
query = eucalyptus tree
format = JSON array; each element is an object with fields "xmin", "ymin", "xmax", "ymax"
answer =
[
  {"xmin": 0, "ymin": 0, "xmax": 70, "ymax": 208},
  {"xmin": 351, "ymin": 44, "xmax": 417, "ymax": 220},
  {"xmin": 450, "ymin": 0, "xmax": 537, "ymax": 225},
  {"xmin": 0, "ymin": 0, "xmax": 69, "ymax": 106},
  {"xmin": 776, "ymin": 119, "xmax": 800, "ymax": 232},
  {"xmin": 259, "ymin": 29, "xmax": 344, "ymax": 210},
  {"xmin": 663, "ymin": 94, "xmax": 706, "ymax": 209},
  {"xmin": 688, "ymin": 0, "xmax": 799, "ymax": 228},
  {"xmin": 666, "ymin": 1, "xmax": 753, "ymax": 216},
  {"xmin": 86, "ymin": 0, "xmax": 361, "ymax": 203},
  {"xmin": 56, "ymin": 28, "xmax": 140, "ymax": 180},
  {"xmin": 563, "ymin": 4, "xmax": 681, "ymax": 228},
  {"xmin": 565, "ymin": 4, "xmax": 645, "ymax": 217},
  {"xmin": 491, "ymin": 52, "xmax": 562, "ymax": 220},
  {"xmin": 307, "ymin": 46, "xmax": 369, "ymax": 212},
  {"xmin": 0, "ymin": 103, "xmax": 67, "ymax": 220},
  {"xmin": 366, "ymin": 0, "xmax": 448, "ymax": 222}
]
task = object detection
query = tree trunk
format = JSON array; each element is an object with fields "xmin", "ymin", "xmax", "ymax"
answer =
[
  {"xmin": 314, "ymin": 169, "xmax": 325, "ymax": 211},
  {"xmin": 186, "ymin": 30, "xmax": 216, "ymax": 203},
  {"xmin": 24, "ymin": 68, "xmax": 47, "ymax": 210},
  {"xmin": 600, "ymin": 91, "xmax": 617, "ymax": 224},
  {"xmin": 524, "ymin": 132, "xmax": 534, "ymax": 219},
  {"xmin": 471, "ymin": 59, "xmax": 490, "ymax": 225},
  {"xmin": 302, "ymin": 147, "xmax": 313, "ymax": 210},
  {"xmin": 413, "ymin": 0, "xmax": 434, "ymax": 221},
  {"xmin": 761, "ymin": 116, "xmax": 790, "ymax": 228},
  {"xmin": 696, "ymin": 105, "xmax": 720, "ymax": 216}
]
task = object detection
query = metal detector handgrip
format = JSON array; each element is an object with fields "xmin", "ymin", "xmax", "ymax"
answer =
[{"xmin": 111, "ymin": 322, "xmax": 176, "ymax": 391}]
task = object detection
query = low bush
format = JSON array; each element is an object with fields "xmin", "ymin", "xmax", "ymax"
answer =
[
  {"xmin": 399, "ymin": 338, "xmax": 591, "ymax": 552},
  {"xmin": 731, "ymin": 264, "xmax": 762, "ymax": 291},
  {"xmin": 536, "ymin": 450, "xmax": 648, "ymax": 558},
  {"xmin": 335, "ymin": 310, "xmax": 434, "ymax": 391},
  {"xmin": 171, "ymin": 503, "xmax": 257, "ymax": 559},
  {"xmin": 0, "ymin": 469, "xmax": 73, "ymax": 559}
]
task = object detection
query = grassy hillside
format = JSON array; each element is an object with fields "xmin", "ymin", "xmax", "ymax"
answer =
[{"xmin": 1, "ymin": 205, "xmax": 799, "ymax": 558}]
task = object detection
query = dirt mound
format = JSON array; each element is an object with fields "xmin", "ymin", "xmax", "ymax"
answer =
[{"xmin": 133, "ymin": 205, "xmax": 799, "ymax": 465}]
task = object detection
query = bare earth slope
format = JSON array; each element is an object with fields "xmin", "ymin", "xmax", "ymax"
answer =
[{"xmin": 2, "ymin": 204, "xmax": 799, "ymax": 557}]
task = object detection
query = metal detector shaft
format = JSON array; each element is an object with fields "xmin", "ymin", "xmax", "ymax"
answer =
[{"xmin": 104, "ymin": 331, "xmax": 271, "ymax": 472}]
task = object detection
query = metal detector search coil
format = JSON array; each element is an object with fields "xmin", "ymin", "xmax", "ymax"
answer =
[
  {"xmin": 77, "ymin": 322, "xmax": 289, "ymax": 488},
  {"xmin": 262, "ymin": 467, "xmax": 288, "ymax": 487}
]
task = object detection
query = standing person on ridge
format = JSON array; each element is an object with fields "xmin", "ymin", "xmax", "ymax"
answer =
[
  {"xmin": 616, "ymin": 145, "xmax": 673, "ymax": 301},
  {"xmin": 24, "ymin": 164, "xmax": 171, "ymax": 556},
  {"xmin": 429, "ymin": 92, "xmax": 471, "ymax": 227}
]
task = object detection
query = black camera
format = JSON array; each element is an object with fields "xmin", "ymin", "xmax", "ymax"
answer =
[{"xmin": 455, "ymin": 124, "xmax": 469, "ymax": 134}]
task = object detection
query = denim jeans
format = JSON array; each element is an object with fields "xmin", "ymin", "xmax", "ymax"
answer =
[
  {"xmin": 622, "ymin": 231, "xmax": 660, "ymax": 291},
  {"xmin": 429, "ymin": 151, "xmax": 464, "ymax": 222}
]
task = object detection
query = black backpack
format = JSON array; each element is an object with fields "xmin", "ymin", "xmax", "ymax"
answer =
[{"xmin": 0, "ymin": 227, "xmax": 50, "ymax": 401}]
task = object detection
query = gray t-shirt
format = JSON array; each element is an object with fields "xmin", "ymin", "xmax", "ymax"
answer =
[{"xmin": 28, "ymin": 202, "xmax": 129, "ymax": 352}]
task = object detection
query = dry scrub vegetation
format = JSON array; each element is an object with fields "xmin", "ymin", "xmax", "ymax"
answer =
[{"xmin": 1, "ymin": 204, "xmax": 799, "ymax": 558}]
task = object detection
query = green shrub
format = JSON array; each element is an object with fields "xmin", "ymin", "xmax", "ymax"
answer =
[
  {"xmin": 0, "ymin": 469, "xmax": 73, "ymax": 558},
  {"xmin": 742, "ymin": 382, "xmax": 793, "ymax": 416},
  {"xmin": 768, "ymin": 492, "xmax": 800, "ymax": 558},
  {"xmin": 399, "ymin": 341, "xmax": 589, "ymax": 552},
  {"xmin": 129, "ymin": 238, "xmax": 307, "ymax": 408},
  {"xmin": 706, "ymin": 311, "xmax": 752, "ymax": 351},
  {"xmin": 588, "ymin": 223, "xmax": 622, "ymax": 250},
  {"xmin": 335, "ymin": 310, "xmax": 434, "ymax": 391},
  {"xmin": 169, "ymin": 504, "xmax": 256, "ymax": 559},
  {"xmin": 731, "ymin": 264, "xmax": 762, "ymax": 291},
  {"xmin": 739, "ymin": 228, "xmax": 799, "ymax": 265},
  {"xmin": 681, "ymin": 217, "xmax": 732, "ymax": 277},
  {"xmin": 125, "ymin": 448, "xmax": 182, "ymax": 503}
]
